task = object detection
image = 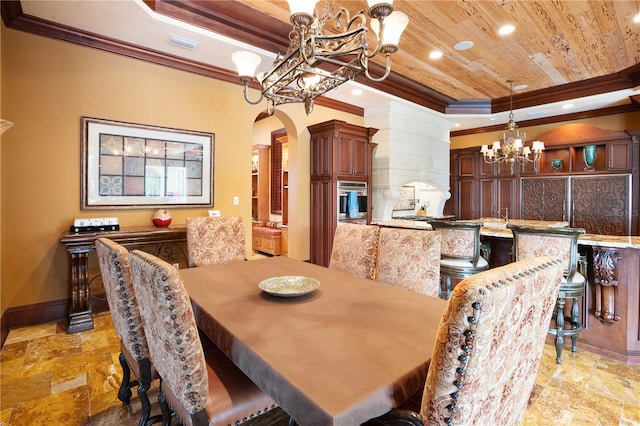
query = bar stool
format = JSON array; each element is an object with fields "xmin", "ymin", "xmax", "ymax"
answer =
[
  {"xmin": 429, "ymin": 220, "xmax": 489, "ymax": 299},
  {"xmin": 507, "ymin": 224, "xmax": 586, "ymax": 363}
]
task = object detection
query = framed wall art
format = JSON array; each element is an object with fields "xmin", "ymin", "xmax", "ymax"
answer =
[{"xmin": 81, "ymin": 117, "xmax": 214, "ymax": 210}]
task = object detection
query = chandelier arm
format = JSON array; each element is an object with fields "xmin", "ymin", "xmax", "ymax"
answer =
[
  {"xmin": 363, "ymin": 16, "xmax": 384, "ymax": 59},
  {"xmin": 363, "ymin": 54, "xmax": 392, "ymax": 82},
  {"xmin": 242, "ymin": 82, "xmax": 264, "ymax": 105}
]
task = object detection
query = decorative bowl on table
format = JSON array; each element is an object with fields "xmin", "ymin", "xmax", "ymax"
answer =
[
  {"xmin": 258, "ymin": 276, "xmax": 320, "ymax": 297},
  {"xmin": 152, "ymin": 209, "xmax": 172, "ymax": 227},
  {"xmin": 551, "ymin": 159, "xmax": 563, "ymax": 172}
]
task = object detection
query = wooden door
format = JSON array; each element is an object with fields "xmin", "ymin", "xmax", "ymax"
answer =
[{"xmin": 456, "ymin": 179, "xmax": 475, "ymax": 219}]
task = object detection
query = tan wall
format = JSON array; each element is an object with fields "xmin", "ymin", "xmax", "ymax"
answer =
[
  {"xmin": 0, "ymin": 25, "xmax": 361, "ymax": 315},
  {"xmin": 451, "ymin": 113, "xmax": 640, "ymax": 150}
]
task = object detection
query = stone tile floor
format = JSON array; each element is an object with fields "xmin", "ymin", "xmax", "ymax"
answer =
[{"xmin": 1, "ymin": 311, "xmax": 639, "ymax": 425}]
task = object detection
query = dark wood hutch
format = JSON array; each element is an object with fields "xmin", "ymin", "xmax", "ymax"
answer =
[
  {"xmin": 448, "ymin": 124, "xmax": 640, "ymax": 236},
  {"xmin": 308, "ymin": 120, "xmax": 378, "ymax": 267}
]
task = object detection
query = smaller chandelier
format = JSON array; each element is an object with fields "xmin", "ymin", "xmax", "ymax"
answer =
[
  {"xmin": 480, "ymin": 80, "xmax": 545, "ymax": 174},
  {"xmin": 231, "ymin": 0, "xmax": 408, "ymax": 115}
]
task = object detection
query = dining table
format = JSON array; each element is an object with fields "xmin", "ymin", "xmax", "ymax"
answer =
[{"xmin": 179, "ymin": 256, "xmax": 447, "ymax": 426}]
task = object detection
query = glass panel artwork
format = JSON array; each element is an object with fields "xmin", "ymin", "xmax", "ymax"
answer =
[
  {"xmin": 98, "ymin": 135, "xmax": 203, "ymax": 198},
  {"xmin": 82, "ymin": 117, "xmax": 214, "ymax": 209}
]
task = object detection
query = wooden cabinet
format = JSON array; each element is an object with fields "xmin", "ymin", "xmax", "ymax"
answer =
[
  {"xmin": 281, "ymin": 227, "xmax": 288, "ymax": 257},
  {"xmin": 282, "ymin": 170, "xmax": 288, "ymax": 225},
  {"xmin": 308, "ymin": 120, "xmax": 378, "ymax": 267},
  {"xmin": 251, "ymin": 144, "xmax": 270, "ymax": 221},
  {"xmin": 449, "ymin": 124, "xmax": 639, "ymax": 236},
  {"xmin": 452, "ymin": 153, "xmax": 516, "ymax": 220},
  {"xmin": 521, "ymin": 177, "xmax": 568, "ymax": 221},
  {"xmin": 336, "ymin": 134, "xmax": 369, "ymax": 177},
  {"xmin": 571, "ymin": 175, "xmax": 631, "ymax": 235},
  {"xmin": 607, "ymin": 141, "xmax": 630, "ymax": 171}
]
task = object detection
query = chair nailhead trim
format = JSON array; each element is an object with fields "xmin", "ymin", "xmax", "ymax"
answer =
[{"xmin": 444, "ymin": 299, "xmax": 482, "ymax": 425}]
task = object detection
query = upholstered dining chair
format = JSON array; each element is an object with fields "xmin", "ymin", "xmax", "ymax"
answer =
[
  {"xmin": 185, "ymin": 216, "xmax": 246, "ymax": 267},
  {"xmin": 365, "ymin": 256, "xmax": 565, "ymax": 426},
  {"xmin": 507, "ymin": 224, "xmax": 587, "ymax": 364},
  {"xmin": 428, "ymin": 220, "xmax": 489, "ymax": 299},
  {"xmin": 128, "ymin": 249, "xmax": 277, "ymax": 426},
  {"xmin": 375, "ymin": 228, "xmax": 442, "ymax": 297},
  {"xmin": 95, "ymin": 238, "xmax": 158, "ymax": 426},
  {"xmin": 328, "ymin": 223, "xmax": 380, "ymax": 279}
]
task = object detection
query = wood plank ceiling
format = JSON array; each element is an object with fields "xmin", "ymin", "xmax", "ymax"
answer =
[
  {"xmin": 149, "ymin": 0, "xmax": 640, "ymax": 117},
  {"xmin": 3, "ymin": 0, "xmax": 640, "ymax": 132}
]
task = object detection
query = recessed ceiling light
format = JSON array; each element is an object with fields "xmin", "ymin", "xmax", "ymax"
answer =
[
  {"xmin": 513, "ymin": 84, "xmax": 528, "ymax": 91},
  {"xmin": 498, "ymin": 24, "xmax": 515, "ymax": 35},
  {"xmin": 351, "ymin": 88, "xmax": 362, "ymax": 96},
  {"xmin": 168, "ymin": 34, "xmax": 199, "ymax": 50},
  {"xmin": 634, "ymin": 12, "xmax": 640, "ymax": 23},
  {"xmin": 454, "ymin": 41, "xmax": 474, "ymax": 51},
  {"xmin": 429, "ymin": 50, "xmax": 443, "ymax": 60}
]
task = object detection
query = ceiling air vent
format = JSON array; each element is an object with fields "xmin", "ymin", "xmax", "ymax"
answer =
[{"xmin": 168, "ymin": 34, "xmax": 199, "ymax": 50}]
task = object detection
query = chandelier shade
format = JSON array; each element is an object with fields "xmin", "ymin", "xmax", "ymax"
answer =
[
  {"xmin": 480, "ymin": 80, "xmax": 545, "ymax": 174},
  {"xmin": 231, "ymin": 0, "xmax": 408, "ymax": 115}
]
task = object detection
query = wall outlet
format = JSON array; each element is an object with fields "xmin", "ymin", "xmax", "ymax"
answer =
[
  {"xmin": 208, "ymin": 209, "xmax": 221, "ymax": 217},
  {"xmin": 233, "ymin": 196, "xmax": 239, "ymax": 205}
]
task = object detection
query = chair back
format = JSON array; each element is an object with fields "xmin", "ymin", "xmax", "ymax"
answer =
[
  {"xmin": 429, "ymin": 220, "xmax": 483, "ymax": 266},
  {"xmin": 420, "ymin": 256, "xmax": 564, "ymax": 426},
  {"xmin": 328, "ymin": 223, "xmax": 380, "ymax": 279},
  {"xmin": 186, "ymin": 216, "xmax": 245, "ymax": 267},
  {"xmin": 128, "ymin": 249, "xmax": 208, "ymax": 416},
  {"xmin": 376, "ymin": 228, "xmax": 441, "ymax": 296},
  {"xmin": 508, "ymin": 225, "xmax": 585, "ymax": 286},
  {"xmin": 95, "ymin": 238, "xmax": 149, "ymax": 361}
]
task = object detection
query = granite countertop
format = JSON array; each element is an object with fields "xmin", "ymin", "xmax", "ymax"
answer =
[
  {"xmin": 372, "ymin": 218, "xmax": 640, "ymax": 249},
  {"xmin": 466, "ymin": 218, "xmax": 569, "ymax": 229},
  {"xmin": 478, "ymin": 223, "xmax": 640, "ymax": 249},
  {"xmin": 372, "ymin": 219, "xmax": 433, "ymax": 230}
]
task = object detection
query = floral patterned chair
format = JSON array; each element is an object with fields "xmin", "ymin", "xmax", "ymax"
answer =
[
  {"xmin": 95, "ymin": 238, "xmax": 158, "ymax": 426},
  {"xmin": 375, "ymin": 228, "xmax": 442, "ymax": 297},
  {"xmin": 429, "ymin": 220, "xmax": 489, "ymax": 299},
  {"xmin": 185, "ymin": 216, "xmax": 245, "ymax": 267},
  {"xmin": 128, "ymin": 250, "xmax": 277, "ymax": 426},
  {"xmin": 365, "ymin": 256, "xmax": 564, "ymax": 426},
  {"xmin": 328, "ymin": 223, "xmax": 380, "ymax": 280},
  {"xmin": 507, "ymin": 224, "xmax": 586, "ymax": 363}
]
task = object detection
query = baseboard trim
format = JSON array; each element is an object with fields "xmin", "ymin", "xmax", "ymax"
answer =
[{"xmin": 1, "ymin": 297, "xmax": 110, "ymax": 348}]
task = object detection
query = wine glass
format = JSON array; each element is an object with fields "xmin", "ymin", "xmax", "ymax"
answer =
[{"xmin": 583, "ymin": 145, "xmax": 597, "ymax": 171}]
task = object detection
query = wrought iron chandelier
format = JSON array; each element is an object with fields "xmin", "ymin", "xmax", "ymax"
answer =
[
  {"xmin": 480, "ymin": 80, "xmax": 545, "ymax": 174},
  {"xmin": 231, "ymin": 0, "xmax": 408, "ymax": 115}
]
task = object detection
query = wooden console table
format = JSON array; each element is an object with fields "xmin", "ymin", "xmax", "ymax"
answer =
[{"xmin": 60, "ymin": 226, "xmax": 187, "ymax": 333}]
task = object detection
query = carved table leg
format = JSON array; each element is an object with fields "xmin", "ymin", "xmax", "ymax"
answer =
[{"xmin": 67, "ymin": 248, "xmax": 94, "ymax": 333}]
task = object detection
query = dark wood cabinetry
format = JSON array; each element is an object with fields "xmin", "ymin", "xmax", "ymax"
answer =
[
  {"xmin": 521, "ymin": 177, "xmax": 568, "ymax": 221},
  {"xmin": 251, "ymin": 144, "xmax": 270, "ymax": 221},
  {"xmin": 450, "ymin": 124, "xmax": 639, "ymax": 236},
  {"xmin": 308, "ymin": 120, "xmax": 377, "ymax": 266},
  {"xmin": 572, "ymin": 175, "xmax": 631, "ymax": 235}
]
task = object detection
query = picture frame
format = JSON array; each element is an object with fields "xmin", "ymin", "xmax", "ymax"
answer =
[{"xmin": 81, "ymin": 117, "xmax": 214, "ymax": 210}]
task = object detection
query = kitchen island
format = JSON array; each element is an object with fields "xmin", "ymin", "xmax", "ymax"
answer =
[{"xmin": 373, "ymin": 218, "xmax": 640, "ymax": 364}]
